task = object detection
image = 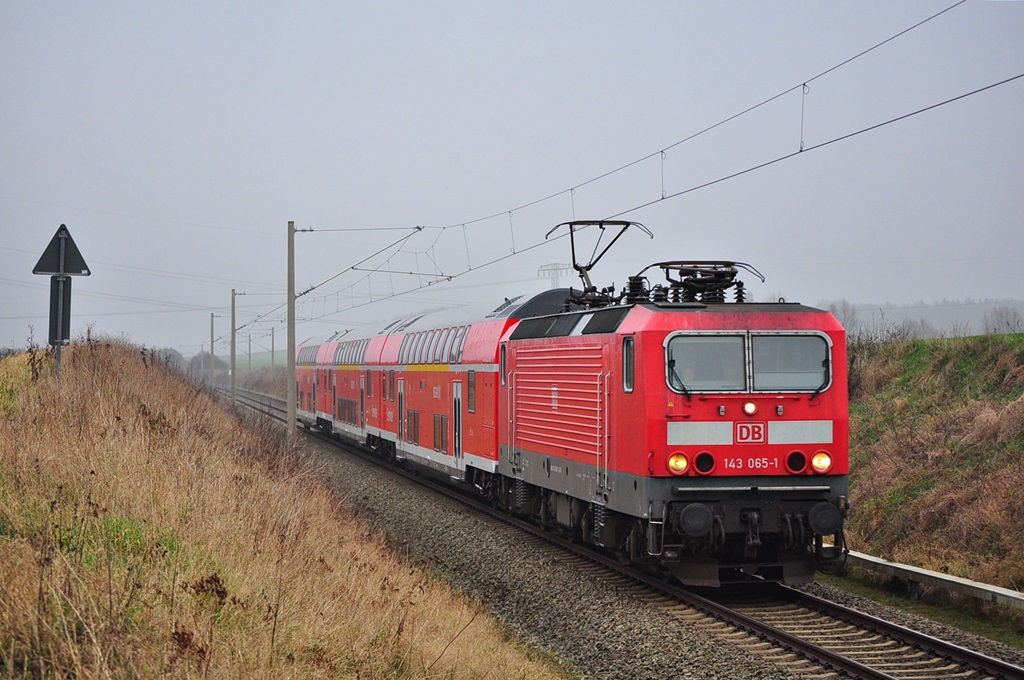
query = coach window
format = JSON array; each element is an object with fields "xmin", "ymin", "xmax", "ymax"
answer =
[
  {"xmin": 408, "ymin": 333, "xmax": 419, "ymax": 364},
  {"xmin": 432, "ymin": 328, "xmax": 447, "ymax": 363},
  {"xmin": 423, "ymin": 330, "xmax": 437, "ymax": 364},
  {"xmin": 448, "ymin": 326, "xmax": 464, "ymax": 363},
  {"xmin": 623, "ymin": 337, "xmax": 634, "ymax": 393},
  {"xmin": 420, "ymin": 332, "xmax": 430, "ymax": 362},
  {"xmin": 436, "ymin": 329, "xmax": 449, "ymax": 363},
  {"xmin": 439, "ymin": 328, "xmax": 451, "ymax": 364},
  {"xmin": 500, "ymin": 345, "xmax": 507, "ymax": 385},
  {"xmin": 456, "ymin": 325, "xmax": 470, "ymax": 363},
  {"xmin": 389, "ymin": 370, "xmax": 395, "ymax": 402},
  {"xmin": 411, "ymin": 332, "xmax": 424, "ymax": 363},
  {"xmin": 666, "ymin": 334, "xmax": 745, "ymax": 392},
  {"xmin": 430, "ymin": 330, "xmax": 441, "ymax": 362},
  {"xmin": 468, "ymin": 370, "xmax": 476, "ymax": 413},
  {"xmin": 419, "ymin": 331, "xmax": 432, "ymax": 363},
  {"xmin": 441, "ymin": 415, "xmax": 449, "ymax": 454},
  {"xmin": 751, "ymin": 334, "xmax": 830, "ymax": 392},
  {"xmin": 402, "ymin": 336, "xmax": 413, "ymax": 364},
  {"xmin": 440, "ymin": 328, "xmax": 455, "ymax": 364},
  {"xmin": 407, "ymin": 333, "xmax": 418, "ymax": 364}
]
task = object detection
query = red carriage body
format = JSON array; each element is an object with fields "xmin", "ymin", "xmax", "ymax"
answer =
[{"xmin": 296, "ymin": 262, "xmax": 848, "ymax": 586}]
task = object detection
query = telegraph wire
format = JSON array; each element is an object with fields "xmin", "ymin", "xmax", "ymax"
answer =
[
  {"xmin": 429, "ymin": 0, "xmax": 970, "ymax": 231},
  {"xmin": 7, "ymin": 1, "xmax": 981, "ymax": 345},
  {"xmin": 220, "ymin": 227, "xmax": 425, "ymax": 340},
  {"xmin": 295, "ymin": 231, "xmax": 565, "ymax": 326},
  {"xmin": 607, "ymin": 71, "xmax": 1024, "ymax": 219},
  {"xmin": 3, "ymin": 0, "xmax": 972, "ymax": 333},
  {"xmin": 288, "ymin": 66, "xmax": 1023, "ymax": 332},
  {"xmin": 298, "ymin": 225, "xmax": 440, "ymax": 232},
  {"xmin": 291, "ymin": 0, "xmax": 975, "ymax": 317}
]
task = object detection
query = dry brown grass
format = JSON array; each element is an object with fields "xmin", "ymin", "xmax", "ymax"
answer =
[
  {"xmin": 238, "ymin": 366, "xmax": 289, "ymax": 399},
  {"xmin": 847, "ymin": 334, "xmax": 1024, "ymax": 594},
  {"xmin": 0, "ymin": 341, "xmax": 565, "ymax": 678}
]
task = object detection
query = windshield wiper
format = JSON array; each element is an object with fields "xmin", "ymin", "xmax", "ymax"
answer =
[
  {"xmin": 668, "ymin": 359, "xmax": 692, "ymax": 400},
  {"xmin": 809, "ymin": 358, "xmax": 831, "ymax": 401}
]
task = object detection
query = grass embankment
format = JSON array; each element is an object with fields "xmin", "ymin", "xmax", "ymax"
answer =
[
  {"xmin": 845, "ymin": 334, "xmax": 1024, "ymax": 633},
  {"xmin": 0, "ymin": 342, "xmax": 565, "ymax": 678}
]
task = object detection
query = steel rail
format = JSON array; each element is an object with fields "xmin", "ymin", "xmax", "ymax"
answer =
[{"xmin": 779, "ymin": 585, "xmax": 1024, "ymax": 680}]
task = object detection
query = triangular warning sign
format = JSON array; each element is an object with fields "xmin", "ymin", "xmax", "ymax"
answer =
[{"xmin": 33, "ymin": 224, "xmax": 91, "ymax": 276}]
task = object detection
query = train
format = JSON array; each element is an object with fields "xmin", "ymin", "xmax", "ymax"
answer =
[{"xmin": 296, "ymin": 221, "xmax": 848, "ymax": 586}]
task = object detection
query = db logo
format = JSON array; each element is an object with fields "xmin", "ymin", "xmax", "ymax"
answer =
[{"xmin": 735, "ymin": 422, "xmax": 766, "ymax": 444}]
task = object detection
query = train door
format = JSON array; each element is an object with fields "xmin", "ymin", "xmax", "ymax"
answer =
[
  {"xmin": 359, "ymin": 375, "xmax": 366, "ymax": 431},
  {"xmin": 452, "ymin": 381, "xmax": 463, "ymax": 465},
  {"xmin": 397, "ymin": 378, "xmax": 405, "ymax": 443}
]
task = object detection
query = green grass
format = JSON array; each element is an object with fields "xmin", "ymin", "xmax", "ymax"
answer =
[
  {"xmin": 233, "ymin": 350, "xmax": 289, "ymax": 372},
  {"xmin": 847, "ymin": 332, "xmax": 1024, "ymax": 602}
]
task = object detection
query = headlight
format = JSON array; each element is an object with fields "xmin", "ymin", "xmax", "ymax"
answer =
[
  {"xmin": 742, "ymin": 400, "xmax": 758, "ymax": 416},
  {"xmin": 810, "ymin": 450, "xmax": 833, "ymax": 473},
  {"xmin": 667, "ymin": 452, "xmax": 689, "ymax": 475}
]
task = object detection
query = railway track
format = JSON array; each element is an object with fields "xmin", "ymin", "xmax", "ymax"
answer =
[{"xmin": 227, "ymin": 387, "xmax": 1024, "ymax": 679}]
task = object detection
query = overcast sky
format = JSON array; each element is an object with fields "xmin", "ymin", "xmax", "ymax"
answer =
[{"xmin": 2, "ymin": 1, "xmax": 1022, "ymax": 356}]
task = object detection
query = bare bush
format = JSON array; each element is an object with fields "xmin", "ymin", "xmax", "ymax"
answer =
[{"xmin": 982, "ymin": 305, "xmax": 1024, "ymax": 335}]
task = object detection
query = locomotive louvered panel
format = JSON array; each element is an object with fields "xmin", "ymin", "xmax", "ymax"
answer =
[{"xmin": 513, "ymin": 345, "xmax": 605, "ymax": 458}]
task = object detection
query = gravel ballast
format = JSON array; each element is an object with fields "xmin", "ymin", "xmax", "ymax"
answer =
[
  {"xmin": 309, "ymin": 436, "xmax": 1024, "ymax": 678},
  {"xmin": 312, "ymin": 439, "xmax": 794, "ymax": 679}
]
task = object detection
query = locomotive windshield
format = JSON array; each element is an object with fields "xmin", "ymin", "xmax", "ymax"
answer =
[
  {"xmin": 666, "ymin": 333, "xmax": 830, "ymax": 393},
  {"xmin": 667, "ymin": 336, "xmax": 746, "ymax": 391},
  {"xmin": 751, "ymin": 335, "xmax": 829, "ymax": 391}
]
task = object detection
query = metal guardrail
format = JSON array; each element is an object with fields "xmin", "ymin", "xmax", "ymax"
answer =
[{"xmin": 842, "ymin": 548, "xmax": 1024, "ymax": 611}]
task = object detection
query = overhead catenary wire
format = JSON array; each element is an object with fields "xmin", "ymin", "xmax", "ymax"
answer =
[
  {"xmin": 606, "ymin": 71, "xmax": 1024, "ymax": 219},
  {"xmin": 6, "ymin": 1, "xmax": 990, "ymax": 348},
  {"xmin": 294, "ymin": 67, "xmax": 1023, "ymax": 328},
  {"xmin": 264, "ymin": 2, "xmax": 996, "ymax": 334},
  {"xmin": 421, "ymin": 0, "xmax": 971, "ymax": 232},
  {"xmin": 287, "ymin": 0, "xmax": 980, "ymax": 315},
  {"xmin": 222, "ymin": 227, "xmax": 426, "ymax": 339}
]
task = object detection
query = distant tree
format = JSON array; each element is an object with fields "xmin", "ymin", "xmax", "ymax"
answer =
[
  {"xmin": 948, "ymin": 319, "xmax": 973, "ymax": 338},
  {"xmin": 151, "ymin": 348, "xmax": 184, "ymax": 370},
  {"xmin": 187, "ymin": 352, "xmax": 228, "ymax": 375},
  {"xmin": 898, "ymin": 318, "xmax": 939, "ymax": 340},
  {"xmin": 982, "ymin": 306, "xmax": 1024, "ymax": 335},
  {"xmin": 827, "ymin": 299, "xmax": 860, "ymax": 335}
]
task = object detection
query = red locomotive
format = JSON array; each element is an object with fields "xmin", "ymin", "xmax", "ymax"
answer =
[{"xmin": 297, "ymin": 221, "xmax": 848, "ymax": 586}]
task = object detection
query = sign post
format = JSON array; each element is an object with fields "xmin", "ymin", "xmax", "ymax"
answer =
[{"xmin": 32, "ymin": 224, "xmax": 91, "ymax": 377}]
